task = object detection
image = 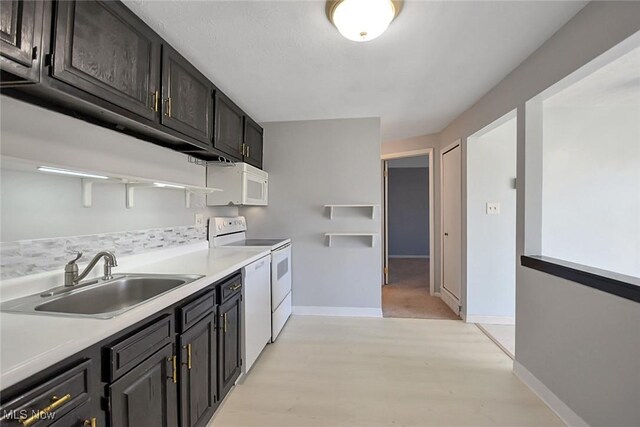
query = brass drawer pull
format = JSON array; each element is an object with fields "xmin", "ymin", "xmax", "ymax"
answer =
[
  {"xmin": 20, "ymin": 393, "xmax": 71, "ymax": 427},
  {"xmin": 83, "ymin": 418, "xmax": 97, "ymax": 427},
  {"xmin": 229, "ymin": 284, "xmax": 242, "ymax": 292}
]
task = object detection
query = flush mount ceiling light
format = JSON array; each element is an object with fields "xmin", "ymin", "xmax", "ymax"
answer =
[{"xmin": 326, "ymin": 0, "xmax": 403, "ymax": 42}]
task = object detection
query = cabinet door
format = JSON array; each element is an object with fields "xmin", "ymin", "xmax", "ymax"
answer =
[
  {"xmin": 109, "ymin": 343, "xmax": 178, "ymax": 427},
  {"xmin": 161, "ymin": 45, "xmax": 213, "ymax": 143},
  {"xmin": 243, "ymin": 116, "xmax": 263, "ymax": 169},
  {"xmin": 179, "ymin": 314, "xmax": 218, "ymax": 427},
  {"xmin": 217, "ymin": 294, "xmax": 242, "ymax": 400},
  {"xmin": 0, "ymin": 0, "xmax": 43, "ymax": 83},
  {"xmin": 52, "ymin": 0, "xmax": 161, "ymax": 121},
  {"xmin": 213, "ymin": 91, "xmax": 243, "ymax": 160}
]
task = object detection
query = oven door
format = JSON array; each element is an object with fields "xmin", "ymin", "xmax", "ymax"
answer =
[
  {"xmin": 271, "ymin": 243, "xmax": 291, "ymax": 312},
  {"xmin": 242, "ymin": 171, "xmax": 268, "ymax": 206}
]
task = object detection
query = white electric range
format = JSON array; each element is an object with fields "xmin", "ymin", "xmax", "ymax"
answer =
[{"xmin": 209, "ymin": 216, "xmax": 292, "ymax": 342}]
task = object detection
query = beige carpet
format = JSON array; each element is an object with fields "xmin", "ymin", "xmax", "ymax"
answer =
[{"xmin": 382, "ymin": 258, "xmax": 459, "ymax": 320}]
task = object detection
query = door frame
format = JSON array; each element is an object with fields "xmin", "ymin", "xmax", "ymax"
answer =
[
  {"xmin": 381, "ymin": 148, "xmax": 435, "ymax": 295},
  {"xmin": 439, "ymin": 140, "xmax": 462, "ymax": 315}
]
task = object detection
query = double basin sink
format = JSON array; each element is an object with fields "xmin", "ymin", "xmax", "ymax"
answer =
[{"xmin": 0, "ymin": 273, "xmax": 203, "ymax": 319}]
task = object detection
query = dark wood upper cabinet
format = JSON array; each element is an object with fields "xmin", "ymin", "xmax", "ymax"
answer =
[
  {"xmin": 0, "ymin": 0, "xmax": 44, "ymax": 84},
  {"xmin": 243, "ymin": 116, "xmax": 264, "ymax": 169},
  {"xmin": 213, "ymin": 91, "xmax": 244, "ymax": 160},
  {"xmin": 161, "ymin": 45, "xmax": 213, "ymax": 143},
  {"xmin": 217, "ymin": 292, "xmax": 242, "ymax": 400},
  {"xmin": 51, "ymin": 0, "xmax": 161, "ymax": 121},
  {"xmin": 109, "ymin": 342, "xmax": 178, "ymax": 427},
  {"xmin": 179, "ymin": 314, "xmax": 219, "ymax": 427}
]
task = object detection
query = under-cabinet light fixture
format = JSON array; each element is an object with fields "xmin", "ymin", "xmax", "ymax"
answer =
[
  {"xmin": 153, "ymin": 182, "xmax": 185, "ymax": 189},
  {"xmin": 37, "ymin": 166, "xmax": 109, "ymax": 180}
]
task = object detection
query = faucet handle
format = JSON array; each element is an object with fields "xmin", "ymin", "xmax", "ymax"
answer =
[{"xmin": 66, "ymin": 251, "xmax": 83, "ymax": 265}]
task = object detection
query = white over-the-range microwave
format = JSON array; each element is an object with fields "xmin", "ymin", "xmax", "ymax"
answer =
[{"xmin": 207, "ymin": 162, "xmax": 268, "ymax": 206}]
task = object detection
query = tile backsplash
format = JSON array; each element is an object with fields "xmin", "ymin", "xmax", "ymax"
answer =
[{"xmin": 0, "ymin": 226, "xmax": 207, "ymax": 280}]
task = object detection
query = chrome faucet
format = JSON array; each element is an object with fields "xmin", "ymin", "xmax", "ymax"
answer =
[{"xmin": 64, "ymin": 251, "xmax": 118, "ymax": 287}]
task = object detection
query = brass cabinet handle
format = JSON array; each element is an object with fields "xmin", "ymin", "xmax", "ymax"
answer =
[
  {"xmin": 246, "ymin": 145, "xmax": 250, "ymax": 158},
  {"xmin": 230, "ymin": 284, "xmax": 241, "ymax": 291},
  {"xmin": 241, "ymin": 143, "xmax": 246, "ymax": 157},
  {"xmin": 83, "ymin": 418, "xmax": 97, "ymax": 427},
  {"xmin": 152, "ymin": 90, "xmax": 159, "ymax": 112},
  {"xmin": 168, "ymin": 355, "xmax": 177, "ymax": 383},
  {"xmin": 165, "ymin": 97, "xmax": 172, "ymax": 117},
  {"xmin": 20, "ymin": 394, "xmax": 71, "ymax": 427},
  {"xmin": 224, "ymin": 312, "xmax": 228, "ymax": 333},
  {"xmin": 183, "ymin": 344, "xmax": 192, "ymax": 370}
]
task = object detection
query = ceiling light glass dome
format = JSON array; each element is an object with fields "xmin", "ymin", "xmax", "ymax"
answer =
[{"xmin": 328, "ymin": 0, "xmax": 401, "ymax": 42}]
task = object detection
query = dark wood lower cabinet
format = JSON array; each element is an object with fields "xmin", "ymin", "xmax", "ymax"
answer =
[
  {"xmin": 109, "ymin": 342, "xmax": 178, "ymax": 427},
  {"xmin": 218, "ymin": 293, "xmax": 242, "ymax": 399},
  {"xmin": 0, "ymin": 273, "xmax": 245, "ymax": 427},
  {"xmin": 179, "ymin": 314, "xmax": 218, "ymax": 427}
]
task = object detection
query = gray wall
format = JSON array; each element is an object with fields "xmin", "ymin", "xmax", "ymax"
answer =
[
  {"xmin": 435, "ymin": 2, "xmax": 640, "ymax": 425},
  {"xmin": 466, "ymin": 117, "xmax": 517, "ymax": 320},
  {"xmin": 388, "ymin": 167, "xmax": 429, "ymax": 257},
  {"xmin": 0, "ymin": 96, "xmax": 236, "ymax": 242},
  {"xmin": 242, "ymin": 118, "xmax": 382, "ymax": 312}
]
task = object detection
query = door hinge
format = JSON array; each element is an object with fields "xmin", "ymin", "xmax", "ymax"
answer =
[
  {"xmin": 384, "ymin": 267, "xmax": 388, "ymax": 275},
  {"xmin": 32, "ymin": 46, "xmax": 38, "ymax": 60},
  {"xmin": 44, "ymin": 53, "xmax": 54, "ymax": 66},
  {"xmin": 383, "ymin": 170, "xmax": 388, "ymax": 177}
]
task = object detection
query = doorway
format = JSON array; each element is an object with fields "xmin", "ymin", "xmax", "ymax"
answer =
[
  {"xmin": 467, "ymin": 112, "xmax": 517, "ymax": 358},
  {"xmin": 381, "ymin": 150, "xmax": 454, "ymax": 319}
]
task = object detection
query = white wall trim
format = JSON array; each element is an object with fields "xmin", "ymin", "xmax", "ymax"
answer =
[
  {"xmin": 292, "ymin": 306, "xmax": 383, "ymax": 318},
  {"xmin": 388, "ymin": 255, "xmax": 430, "ymax": 259},
  {"xmin": 381, "ymin": 148, "xmax": 432, "ymax": 160},
  {"xmin": 513, "ymin": 361, "xmax": 589, "ymax": 427},
  {"xmin": 465, "ymin": 315, "xmax": 515, "ymax": 325}
]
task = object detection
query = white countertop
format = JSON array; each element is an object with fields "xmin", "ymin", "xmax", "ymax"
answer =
[{"xmin": 0, "ymin": 242, "xmax": 271, "ymax": 390}]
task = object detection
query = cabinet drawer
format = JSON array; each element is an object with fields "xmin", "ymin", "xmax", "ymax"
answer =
[
  {"xmin": 218, "ymin": 274, "xmax": 242, "ymax": 305},
  {"xmin": 49, "ymin": 401, "xmax": 96, "ymax": 427},
  {"xmin": 107, "ymin": 315, "xmax": 173, "ymax": 381},
  {"xmin": 178, "ymin": 289, "xmax": 216, "ymax": 333},
  {"xmin": 0, "ymin": 359, "xmax": 91, "ymax": 427}
]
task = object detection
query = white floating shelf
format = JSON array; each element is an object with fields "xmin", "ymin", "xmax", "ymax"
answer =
[
  {"xmin": 324, "ymin": 204, "xmax": 379, "ymax": 219},
  {"xmin": 325, "ymin": 233, "xmax": 379, "ymax": 247}
]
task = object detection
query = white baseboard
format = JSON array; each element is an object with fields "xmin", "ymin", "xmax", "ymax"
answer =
[
  {"xmin": 439, "ymin": 288, "xmax": 460, "ymax": 315},
  {"xmin": 292, "ymin": 306, "xmax": 383, "ymax": 318},
  {"xmin": 513, "ymin": 361, "xmax": 588, "ymax": 427},
  {"xmin": 388, "ymin": 255, "xmax": 430, "ymax": 259},
  {"xmin": 466, "ymin": 315, "xmax": 515, "ymax": 325}
]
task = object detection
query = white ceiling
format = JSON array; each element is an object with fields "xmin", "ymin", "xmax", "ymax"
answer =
[{"xmin": 124, "ymin": 0, "xmax": 587, "ymax": 142}]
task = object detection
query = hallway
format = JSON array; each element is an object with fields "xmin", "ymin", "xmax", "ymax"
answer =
[
  {"xmin": 382, "ymin": 258, "xmax": 459, "ymax": 320},
  {"xmin": 212, "ymin": 315, "xmax": 562, "ymax": 426}
]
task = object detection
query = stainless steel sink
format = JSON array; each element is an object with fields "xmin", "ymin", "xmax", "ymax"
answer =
[{"xmin": 0, "ymin": 274, "xmax": 203, "ymax": 319}]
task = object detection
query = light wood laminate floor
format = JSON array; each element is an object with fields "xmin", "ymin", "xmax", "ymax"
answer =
[{"xmin": 211, "ymin": 316, "xmax": 562, "ymax": 427}]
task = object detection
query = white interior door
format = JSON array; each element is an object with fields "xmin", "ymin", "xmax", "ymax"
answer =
[
  {"xmin": 442, "ymin": 145, "xmax": 462, "ymax": 302},
  {"xmin": 383, "ymin": 161, "xmax": 389, "ymax": 285}
]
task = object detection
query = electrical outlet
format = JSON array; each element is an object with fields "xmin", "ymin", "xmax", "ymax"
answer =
[
  {"xmin": 486, "ymin": 202, "xmax": 501, "ymax": 215},
  {"xmin": 195, "ymin": 213, "xmax": 205, "ymax": 228}
]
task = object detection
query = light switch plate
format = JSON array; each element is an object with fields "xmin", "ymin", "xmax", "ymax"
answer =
[
  {"xmin": 195, "ymin": 213, "xmax": 205, "ymax": 228},
  {"xmin": 486, "ymin": 202, "xmax": 501, "ymax": 215}
]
